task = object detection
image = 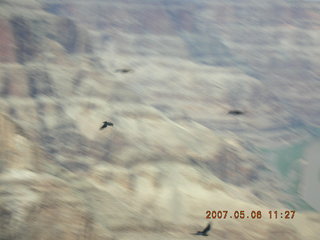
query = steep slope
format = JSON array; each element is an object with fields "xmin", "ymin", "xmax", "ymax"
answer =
[
  {"xmin": 0, "ymin": 0, "xmax": 319, "ymax": 239},
  {"xmin": 41, "ymin": 0, "xmax": 320, "ymax": 146},
  {"xmin": 1, "ymin": 113, "xmax": 320, "ymax": 240},
  {"xmin": 0, "ymin": 0, "xmax": 274, "ymax": 190},
  {"xmin": 38, "ymin": 0, "xmax": 320, "ymax": 212},
  {"xmin": 0, "ymin": 112, "xmax": 113, "ymax": 240}
]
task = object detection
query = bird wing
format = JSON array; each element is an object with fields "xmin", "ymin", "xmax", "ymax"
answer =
[
  {"xmin": 229, "ymin": 110, "xmax": 244, "ymax": 115},
  {"xmin": 203, "ymin": 223, "xmax": 211, "ymax": 233}
]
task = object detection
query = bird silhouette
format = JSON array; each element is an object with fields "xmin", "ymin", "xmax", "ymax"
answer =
[
  {"xmin": 193, "ymin": 223, "xmax": 211, "ymax": 236},
  {"xmin": 115, "ymin": 68, "xmax": 133, "ymax": 73},
  {"xmin": 100, "ymin": 121, "xmax": 113, "ymax": 130},
  {"xmin": 228, "ymin": 110, "xmax": 244, "ymax": 115}
]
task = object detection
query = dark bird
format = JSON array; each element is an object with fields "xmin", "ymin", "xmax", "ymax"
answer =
[
  {"xmin": 193, "ymin": 223, "xmax": 211, "ymax": 236},
  {"xmin": 100, "ymin": 121, "xmax": 114, "ymax": 130},
  {"xmin": 115, "ymin": 68, "xmax": 133, "ymax": 73},
  {"xmin": 228, "ymin": 110, "xmax": 244, "ymax": 115}
]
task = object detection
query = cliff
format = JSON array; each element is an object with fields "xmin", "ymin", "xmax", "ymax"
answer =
[
  {"xmin": 0, "ymin": 0, "xmax": 319, "ymax": 239},
  {"xmin": 1, "ymin": 113, "xmax": 319, "ymax": 240}
]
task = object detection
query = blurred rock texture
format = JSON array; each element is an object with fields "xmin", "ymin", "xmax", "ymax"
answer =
[{"xmin": 0, "ymin": 0, "xmax": 320, "ymax": 239}]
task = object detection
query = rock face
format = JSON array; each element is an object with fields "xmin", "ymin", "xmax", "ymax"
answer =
[
  {"xmin": 0, "ymin": 115, "xmax": 319, "ymax": 240},
  {"xmin": 41, "ymin": 0, "xmax": 320, "ymax": 142},
  {"xmin": 0, "ymin": 114, "xmax": 41, "ymax": 171},
  {"xmin": 10, "ymin": 16, "xmax": 40, "ymax": 64},
  {"xmin": 0, "ymin": 113, "xmax": 112, "ymax": 240},
  {"xmin": 0, "ymin": 19, "xmax": 16, "ymax": 63},
  {"xmin": 0, "ymin": 0, "xmax": 320, "ymax": 239}
]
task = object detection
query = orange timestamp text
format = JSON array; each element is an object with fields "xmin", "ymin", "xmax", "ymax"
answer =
[{"xmin": 205, "ymin": 210, "xmax": 296, "ymax": 219}]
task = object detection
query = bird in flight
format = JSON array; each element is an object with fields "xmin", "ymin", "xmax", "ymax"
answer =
[
  {"xmin": 193, "ymin": 223, "xmax": 211, "ymax": 236},
  {"xmin": 228, "ymin": 110, "xmax": 244, "ymax": 115},
  {"xmin": 100, "ymin": 121, "xmax": 114, "ymax": 130},
  {"xmin": 115, "ymin": 68, "xmax": 133, "ymax": 73}
]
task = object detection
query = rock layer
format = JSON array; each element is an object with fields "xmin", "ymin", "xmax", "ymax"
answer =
[{"xmin": 0, "ymin": 0, "xmax": 319, "ymax": 239}]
